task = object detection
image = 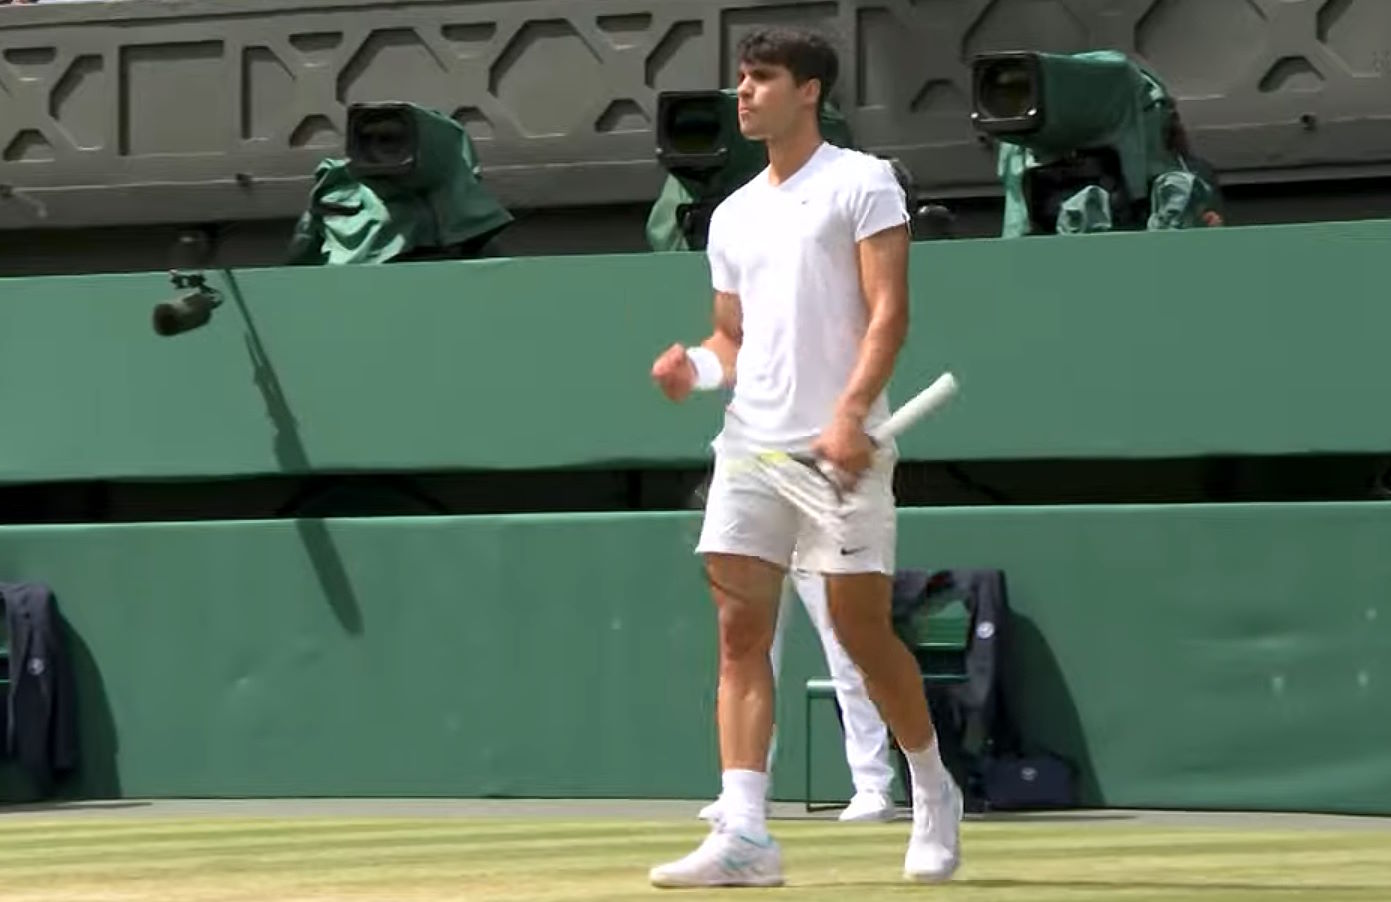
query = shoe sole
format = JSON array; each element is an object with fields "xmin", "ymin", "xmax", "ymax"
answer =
[
  {"xmin": 838, "ymin": 808, "xmax": 896, "ymax": 823},
  {"xmin": 696, "ymin": 806, "xmax": 772, "ymax": 824},
  {"xmin": 904, "ymin": 857, "xmax": 960, "ymax": 884},
  {"xmin": 651, "ymin": 874, "xmax": 786, "ymax": 889}
]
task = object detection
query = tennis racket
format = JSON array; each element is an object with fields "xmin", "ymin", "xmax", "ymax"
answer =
[
  {"xmin": 691, "ymin": 371, "xmax": 961, "ymax": 537},
  {"xmin": 795, "ymin": 371, "xmax": 960, "ymax": 488}
]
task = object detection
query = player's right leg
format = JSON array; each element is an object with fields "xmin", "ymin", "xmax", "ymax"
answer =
[
  {"xmin": 698, "ymin": 578, "xmax": 789, "ymax": 825},
  {"xmin": 650, "ymin": 453, "xmax": 795, "ymax": 890}
]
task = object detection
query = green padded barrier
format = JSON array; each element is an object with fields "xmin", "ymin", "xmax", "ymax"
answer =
[
  {"xmin": 0, "ymin": 218, "xmax": 1389, "ymax": 484},
  {"xmin": 0, "ymin": 502, "xmax": 1387, "ymax": 815}
]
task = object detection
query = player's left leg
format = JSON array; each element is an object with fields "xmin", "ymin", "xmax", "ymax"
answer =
[
  {"xmin": 826, "ymin": 570, "xmax": 961, "ymax": 882},
  {"xmin": 792, "ymin": 455, "xmax": 962, "ymax": 883}
]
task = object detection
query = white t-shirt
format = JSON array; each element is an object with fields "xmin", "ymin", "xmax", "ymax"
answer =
[{"xmin": 706, "ymin": 141, "xmax": 910, "ymax": 455}]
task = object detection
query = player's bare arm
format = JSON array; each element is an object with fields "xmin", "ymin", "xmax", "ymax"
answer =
[
  {"xmin": 652, "ymin": 290, "xmax": 742, "ymax": 401},
  {"xmin": 704, "ymin": 290, "xmax": 743, "ymax": 383},
  {"xmin": 813, "ymin": 222, "xmax": 911, "ymax": 475}
]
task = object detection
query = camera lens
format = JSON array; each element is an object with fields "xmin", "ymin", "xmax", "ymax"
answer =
[
  {"xmin": 666, "ymin": 99, "xmax": 723, "ymax": 155},
  {"xmin": 979, "ymin": 60, "xmax": 1036, "ymax": 120},
  {"xmin": 354, "ymin": 110, "xmax": 412, "ymax": 167}
]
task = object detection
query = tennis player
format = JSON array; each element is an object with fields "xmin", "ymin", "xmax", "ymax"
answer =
[
  {"xmin": 648, "ymin": 25, "xmax": 962, "ymax": 888},
  {"xmin": 695, "ymin": 567, "xmax": 898, "ymax": 825}
]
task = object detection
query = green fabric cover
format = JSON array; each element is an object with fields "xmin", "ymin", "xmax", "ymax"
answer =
[
  {"xmin": 995, "ymin": 51, "xmax": 1220, "ymax": 238},
  {"xmin": 287, "ymin": 106, "xmax": 513, "ymax": 265}
]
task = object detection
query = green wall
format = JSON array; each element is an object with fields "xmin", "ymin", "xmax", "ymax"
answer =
[
  {"xmin": 1, "ymin": 218, "xmax": 1390, "ymax": 484},
  {"xmin": 3, "ymin": 503, "xmax": 1388, "ymax": 815},
  {"xmin": 4, "ymin": 220, "xmax": 1390, "ymax": 815}
]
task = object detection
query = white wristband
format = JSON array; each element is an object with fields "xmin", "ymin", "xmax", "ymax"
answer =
[{"xmin": 686, "ymin": 346, "xmax": 725, "ymax": 391}]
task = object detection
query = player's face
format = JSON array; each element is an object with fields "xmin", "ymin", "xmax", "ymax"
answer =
[{"xmin": 735, "ymin": 61, "xmax": 819, "ymax": 141}]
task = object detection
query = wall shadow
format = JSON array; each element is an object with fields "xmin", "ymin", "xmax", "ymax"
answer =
[
  {"xmin": 1004, "ymin": 612, "xmax": 1101, "ymax": 806},
  {"xmin": 222, "ymin": 269, "xmax": 364, "ymax": 636},
  {"xmin": 62, "ymin": 623, "xmax": 122, "ymax": 801}
]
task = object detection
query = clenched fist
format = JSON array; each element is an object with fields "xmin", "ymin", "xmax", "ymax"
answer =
[{"xmin": 651, "ymin": 342, "xmax": 696, "ymax": 402}]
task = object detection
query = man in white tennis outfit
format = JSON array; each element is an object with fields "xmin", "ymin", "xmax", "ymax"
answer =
[
  {"xmin": 648, "ymin": 25, "xmax": 962, "ymax": 889},
  {"xmin": 695, "ymin": 568, "xmax": 899, "ymax": 824}
]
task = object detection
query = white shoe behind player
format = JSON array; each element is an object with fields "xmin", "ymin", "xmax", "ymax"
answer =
[
  {"xmin": 838, "ymin": 789, "xmax": 896, "ymax": 822},
  {"xmin": 649, "ymin": 827, "xmax": 785, "ymax": 889}
]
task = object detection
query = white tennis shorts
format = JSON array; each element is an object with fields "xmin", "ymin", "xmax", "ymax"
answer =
[{"xmin": 695, "ymin": 448, "xmax": 897, "ymax": 576}]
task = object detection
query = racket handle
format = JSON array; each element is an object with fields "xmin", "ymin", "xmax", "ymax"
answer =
[
  {"xmin": 817, "ymin": 371, "xmax": 958, "ymax": 486},
  {"xmin": 869, "ymin": 371, "xmax": 958, "ymax": 445}
]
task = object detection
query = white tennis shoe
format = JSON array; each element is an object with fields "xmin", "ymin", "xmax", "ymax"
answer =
[
  {"xmin": 904, "ymin": 771, "xmax": 963, "ymax": 882},
  {"xmin": 838, "ymin": 789, "xmax": 896, "ymax": 822},
  {"xmin": 649, "ymin": 827, "xmax": 785, "ymax": 888},
  {"xmin": 696, "ymin": 797, "xmax": 770, "ymax": 825}
]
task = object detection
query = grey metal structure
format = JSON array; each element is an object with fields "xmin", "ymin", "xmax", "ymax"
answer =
[{"xmin": 0, "ymin": 0, "xmax": 1387, "ymax": 271}]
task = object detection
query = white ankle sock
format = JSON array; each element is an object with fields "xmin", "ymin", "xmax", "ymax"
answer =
[
  {"xmin": 902, "ymin": 736, "xmax": 948, "ymax": 796},
  {"xmin": 721, "ymin": 769, "xmax": 769, "ymax": 838}
]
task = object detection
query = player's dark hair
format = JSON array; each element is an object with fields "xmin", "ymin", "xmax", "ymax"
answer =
[{"xmin": 736, "ymin": 26, "xmax": 839, "ymax": 110}]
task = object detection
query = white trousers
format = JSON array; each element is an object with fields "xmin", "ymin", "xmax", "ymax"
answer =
[{"xmin": 769, "ymin": 568, "xmax": 896, "ymax": 795}]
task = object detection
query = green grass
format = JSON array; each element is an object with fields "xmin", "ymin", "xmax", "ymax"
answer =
[{"xmin": 0, "ymin": 815, "xmax": 1387, "ymax": 901}]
